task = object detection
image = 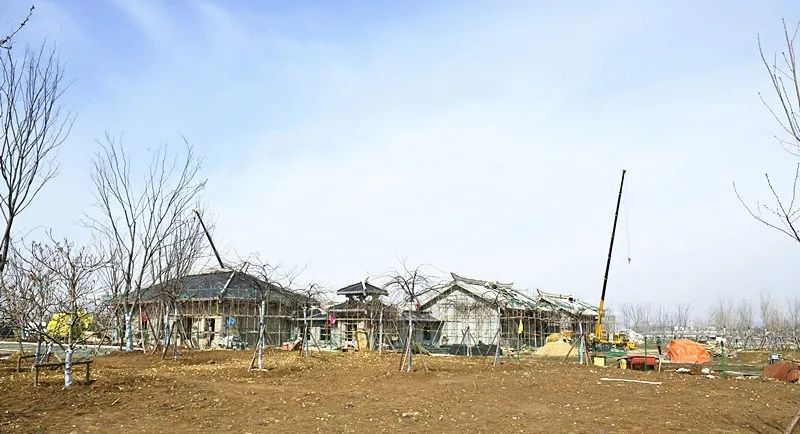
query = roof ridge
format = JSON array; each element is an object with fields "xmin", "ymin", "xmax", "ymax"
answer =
[{"xmin": 450, "ymin": 272, "xmax": 514, "ymax": 288}]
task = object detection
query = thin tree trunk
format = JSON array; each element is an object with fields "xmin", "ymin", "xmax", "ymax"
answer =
[
  {"xmin": 63, "ymin": 348, "xmax": 73, "ymax": 387},
  {"xmin": 493, "ymin": 306, "xmax": 501, "ymax": 366},
  {"xmin": 0, "ymin": 217, "xmax": 14, "ymax": 276},
  {"xmin": 16, "ymin": 328, "xmax": 24, "ymax": 355},
  {"xmin": 162, "ymin": 322, "xmax": 175, "ymax": 360},
  {"xmin": 378, "ymin": 308, "xmax": 384, "ymax": 356},
  {"xmin": 257, "ymin": 300, "xmax": 265, "ymax": 370},
  {"xmin": 405, "ymin": 315, "xmax": 413, "ymax": 372},
  {"xmin": 138, "ymin": 301, "xmax": 146, "ymax": 349},
  {"xmin": 163, "ymin": 310, "xmax": 170, "ymax": 350},
  {"xmin": 124, "ymin": 308, "xmax": 134, "ymax": 352}
]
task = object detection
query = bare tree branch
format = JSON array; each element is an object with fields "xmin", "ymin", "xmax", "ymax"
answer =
[
  {"xmin": 0, "ymin": 5, "xmax": 35, "ymax": 50},
  {"xmin": 0, "ymin": 43, "xmax": 72, "ymax": 275},
  {"xmin": 85, "ymin": 136, "xmax": 204, "ymax": 351}
]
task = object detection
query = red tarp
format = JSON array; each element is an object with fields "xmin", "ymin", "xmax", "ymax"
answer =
[
  {"xmin": 622, "ymin": 355, "xmax": 659, "ymax": 370},
  {"xmin": 666, "ymin": 339, "xmax": 711, "ymax": 364},
  {"xmin": 762, "ymin": 361, "xmax": 800, "ymax": 383}
]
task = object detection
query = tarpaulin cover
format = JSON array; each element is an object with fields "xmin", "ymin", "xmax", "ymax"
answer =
[
  {"xmin": 762, "ymin": 361, "xmax": 800, "ymax": 383},
  {"xmin": 666, "ymin": 339, "xmax": 711, "ymax": 364}
]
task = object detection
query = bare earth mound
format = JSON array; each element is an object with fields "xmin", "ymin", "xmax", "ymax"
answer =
[
  {"xmin": 1, "ymin": 350, "xmax": 798, "ymax": 433},
  {"xmin": 533, "ymin": 339, "xmax": 577, "ymax": 359}
]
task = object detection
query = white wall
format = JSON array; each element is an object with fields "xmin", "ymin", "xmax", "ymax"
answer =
[{"xmin": 427, "ymin": 290, "xmax": 499, "ymax": 346}]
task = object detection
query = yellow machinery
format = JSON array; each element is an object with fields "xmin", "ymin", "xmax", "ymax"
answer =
[{"xmin": 612, "ymin": 332, "xmax": 636, "ymax": 350}]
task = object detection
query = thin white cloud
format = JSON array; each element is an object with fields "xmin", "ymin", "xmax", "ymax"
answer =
[{"xmin": 7, "ymin": 1, "xmax": 800, "ymax": 314}]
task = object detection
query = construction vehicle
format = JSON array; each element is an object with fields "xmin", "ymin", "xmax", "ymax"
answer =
[
  {"xmin": 592, "ymin": 170, "xmax": 636, "ymax": 352},
  {"xmin": 611, "ymin": 331, "xmax": 636, "ymax": 350}
]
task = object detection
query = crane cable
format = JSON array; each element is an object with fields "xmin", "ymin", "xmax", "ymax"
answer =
[{"xmin": 624, "ymin": 179, "xmax": 632, "ymax": 264}]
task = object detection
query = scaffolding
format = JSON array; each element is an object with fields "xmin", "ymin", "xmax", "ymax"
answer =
[
  {"xmin": 408, "ymin": 273, "xmax": 598, "ymax": 354},
  {"xmin": 305, "ymin": 274, "xmax": 599, "ymax": 356},
  {"xmin": 133, "ymin": 271, "xmax": 309, "ymax": 350}
]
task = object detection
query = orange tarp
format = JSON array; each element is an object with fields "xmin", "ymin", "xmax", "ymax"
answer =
[
  {"xmin": 762, "ymin": 361, "xmax": 800, "ymax": 383},
  {"xmin": 666, "ymin": 339, "xmax": 711, "ymax": 364}
]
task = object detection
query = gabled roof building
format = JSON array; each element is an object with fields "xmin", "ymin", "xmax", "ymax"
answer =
[
  {"xmin": 136, "ymin": 270, "xmax": 314, "ymax": 350},
  {"xmin": 299, "ymin": 281, "xmax": 399, "ymax": 351},
  {"xmin": 417, "ymin": 273, "xmax": 598, "ymax": 349}
]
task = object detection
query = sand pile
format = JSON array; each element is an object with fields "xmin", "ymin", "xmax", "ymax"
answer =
[{"xmin": 534, "ymin": 338, "xmax": 577, "ymax": 358}]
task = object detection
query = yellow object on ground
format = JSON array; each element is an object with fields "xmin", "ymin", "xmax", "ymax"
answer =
[
  {"xmin": 535, "ymin": 338, "xmax": 577, "ymax": 358},
  {"xmin": 47, "ymin": 311, "xmax": 93, "ymax": 339},
  {"xmin": 356, "ymin": 330, "xmax": 369, "ymax": 351}
]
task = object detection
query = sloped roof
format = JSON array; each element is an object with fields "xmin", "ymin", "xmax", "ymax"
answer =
[
  {"xmin": 534, "ymin": 289, "xmax": 598, "ymax": 317},
  {"xmin": 401, "ymin": 310, "xmax": 440, "ymax": 322},
  {"xmin": 418, "ymin": 272, "xmax": 598, "ymax": 317},
  {"xmin": 139, "ymin": 270, "xmax": 311, "ymax": 305},
  {"xmin": 295, "ymin": 307, "xmax": 329, "ymax": 322},
  {"xmin": 328, "ymin": 298, "xmax": 395, "ymax": 314},
  {"xmin": 336, "ymin": 281, "xmax": 388, "ymax": 297},
  {"xmin": 419, "ymin": 272, "xmax": 537, "ymax": 310}
]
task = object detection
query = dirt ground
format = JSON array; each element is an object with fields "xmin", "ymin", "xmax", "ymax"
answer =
[{"xmin": 1, "ymin": 350, "xmax": 798, "ymax": 433}]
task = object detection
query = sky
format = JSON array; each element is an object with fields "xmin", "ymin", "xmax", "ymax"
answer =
[{"xmin": 2, "ymin": 1, "xmax": 800, "ymax": 317}]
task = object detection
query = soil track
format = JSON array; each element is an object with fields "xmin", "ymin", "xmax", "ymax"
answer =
[{"xmin": 1, "ymin": 350, "xmax": 798, "ymax": 433}]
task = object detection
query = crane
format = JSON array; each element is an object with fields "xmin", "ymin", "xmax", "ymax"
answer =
[
  {"xmin": 593, "ymin": 170, "xmax": 635, "ymax": 352},
  {"xmin": 193, "ymin": 209, "xmax": 225, "ymax": 270}
]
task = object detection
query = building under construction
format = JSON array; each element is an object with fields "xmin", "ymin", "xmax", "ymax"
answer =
[
  {"xmin": 303, "ymin": 273, "xmax": 599, "ymax": 354},
  {"xmin": 417, "ymin": 273, "xmax": 599, "ymax": 350},
  {"xmin": 135, "ymin": 270, "xmax": 313, "ymax": 349},
  {"xmin": 304, "ymin": 281, "xmax": 403, "ymax": 351}
]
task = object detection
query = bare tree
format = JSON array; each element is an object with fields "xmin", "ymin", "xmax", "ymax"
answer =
[
  {"xmin": 86, "ymin": 137, "xmax": 204, "ymax": 352},
  {"xmin": 0, "ymin": 241, "xmax": 56, "ymax": 356},
  {"xmin": 0, "ymin": 5, "xmax": 34, "ymax": 50},
  {"xmin": 673, "ymin": 303, "xmax": 692, "ymax": 336},
  {"xmin": 735, "ymin": 299, "xmax": 754, "ymax": 332},
  {"xmin": 759, "ymin": 290, "xmax": 775, "ymax": 330},
  {"xmin": 0, "ymin": 44, "xmax": 71, "ymax": 276},
  {"xmin": 149, "ymin": 211, "xmax": 207, "ymax": 357},
  {"xmin": 244, "ymin": 256, "xmax": 305, "ymax": 370},
  {"xmin": 615, "ymin": 303, "xmax": 634, "ymax": 330},
  {"xmin": 382, "ymin": 261, "xmax": 441, "ymax": 372},
  {"xmin": 740, "ymin": 21, "xmax": 800, "ymax": 429},
  {"xmin": 620, "ymin": 303, "xmax": 653, "ymax": 334},
  {"xmin": 709, "ymin": 297, "xmax": 734, "ymax": 334},
  {"xmin": 296, "ymin": 282, "xmax": 325, "ymax": 358},
  {"xmin": 615, "ymin": 302, "xmax": 652, "ymax": 332},
  {"xmin": 735, "ymin": 20, "xmax": 800, "ymax": 244},
  {"xmin": 653, "ymin": 304, "xmax": 671, "ymax": 336},
  {"xmin": 4, "ymin": 236, "xmax": 103, "ymax": 387},
  {"xmin": 33, "ymin": 238, "xmax": 103, "ymax": 386},
  {"xmin": 788, "ymin": 296, "xmax": 800, "ymax": 336}
]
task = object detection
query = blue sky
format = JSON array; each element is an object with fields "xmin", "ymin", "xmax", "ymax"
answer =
[{"xmin": 3, "ymin": 1, "xmax": 800, "ymax": 316}]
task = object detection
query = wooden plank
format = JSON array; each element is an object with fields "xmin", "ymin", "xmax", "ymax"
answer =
[
  {"xmin": 34, "ymin": 360, "xmax": 92, "ymax": 369},
  {"xmin": 32, "ymin": 360, "xmax": 93, "ymax": 386},
  {"xmin": 599, "ymin": 377, "xmax": 662, "ymax": 385},
  {"xmin": 17, "ymin": 353, "xmax": 36, "ymax": 372}
]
